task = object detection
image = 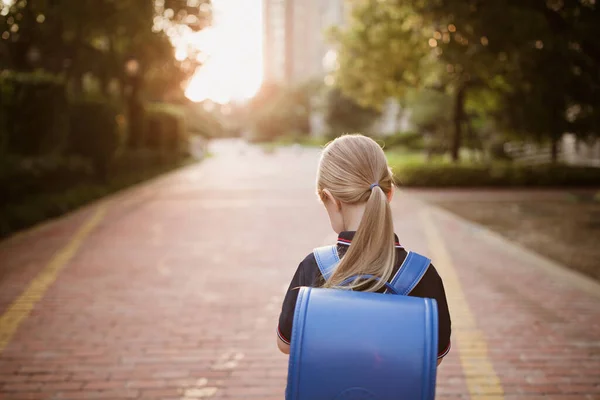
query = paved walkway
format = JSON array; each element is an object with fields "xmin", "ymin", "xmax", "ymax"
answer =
[{"xmin": 0, "ymin": 140, "xmax": 599, "ymax": 400}]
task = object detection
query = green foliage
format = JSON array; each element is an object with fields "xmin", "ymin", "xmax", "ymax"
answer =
[
  {"xmin": 184, "ymin": 104, "xmax": 224, "ymax": 139},
  {"xmin": 268, "ymin": 134, "xmax": 331, "ymax": 148},
  {"xmin": 405, "ymin": 89, "xmax": 453, "ymax": 136},
  {"xmin": 0, "ymin": 155, "xmax": 94, "ymax": 205},
  {"xmin": 331, "ymin": 0, "xmax": 600, "ymax": 163},
  {"xmin": 249, "ymin": 85, "xmax": 312, "ymax": 142},
  {"xmin": 68, "ymin": 98, "xmax": 124, "ymax": 179},
  {"xmin": 437, "ymin": 0, "xmax": 600, "ymax": 149},
  {"xmin": 0, "ymin": 72, "xmax": 68, "ymax": 156},
  {"xmin": 383, "ymin": 131, "xmax": 425, "ymax": 151},
  {"xmin": 145, "ymin": 103, "xmax": 187, "ymax": 154},
  {"xmin": 0, "ymin": 0, "xmax": 212, "ymax": 101},
  {"xmin": 328, "ymin": 1, "xmax": 434, "ymax": 108},
  {"xmin": 252, "ymin": 103, "xmax": 290, "ymax": 142},
  {"xmin": 0, "ymin": 184, "xmax": 105, "ymax": 238},
  {"xmin": 325, "ymin": 89, "xmax": 380, "ymax": 136},
  {"xmin": 0, "ymin": 0, "xmax": 205, "ymax": 236},
  {"xmin": 109, "ymin": 148, "xmax": 181, "ymax": 175},
  {"xmin": 127, "ymin": 98, "xmax": 146, "ymax": 149},
  {"xmin": 0, "ymin": 150, "xmax": 192, "ymax": 238},
  {"xmin": 390, "ymin": 155, "xmax": 600, "ymax": 187}
]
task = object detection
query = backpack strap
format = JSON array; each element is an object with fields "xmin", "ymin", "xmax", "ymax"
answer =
[
  {"xmin": 313, "ymin": 245, "xmax": 340, "ymax": 281},
  {"xmin": 387, "ymin": 251, "xmax": 431, "ymax": 295}
]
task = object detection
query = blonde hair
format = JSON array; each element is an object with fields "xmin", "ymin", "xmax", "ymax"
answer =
[{"xmin": 317, "ymin": 134, "xmax": 395, "ymax": 292}]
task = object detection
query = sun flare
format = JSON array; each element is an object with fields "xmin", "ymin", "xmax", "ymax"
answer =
[{"xmin": 181, "ymin": 0, "xmax": 263, "ymax": 104}]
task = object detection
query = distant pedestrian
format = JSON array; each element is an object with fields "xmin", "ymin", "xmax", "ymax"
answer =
[{"xmin": 276, "ymin": 134, "xmax": 451, "ymax": 363}]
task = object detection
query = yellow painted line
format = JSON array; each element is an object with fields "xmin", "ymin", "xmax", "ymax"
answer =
[
  {"xmin": 0, "ymin": 206, "xmax": 106, "ymax": 353},
  {"xmin": 421, "ymin": 209, "xmax": 504, "ymax": 399}
]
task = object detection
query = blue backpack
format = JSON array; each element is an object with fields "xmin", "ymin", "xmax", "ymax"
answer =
[{"xmin": 286, "ymin": 245, "xmax": 439, "ymax": 400}]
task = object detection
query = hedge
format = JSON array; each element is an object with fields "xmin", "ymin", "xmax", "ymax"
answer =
[
  {"xmin": 68, "ymin": 98, "xmax": 125, "ymax": 180},
  {"xmin": 145, "ymin": 103, "xmax": 187, "ymax": 154},
  {"xmin": 0, "ymin": 71, "xmax": 68, "ymax": 156},
  {"xmin": 0, "ymin": 155, "xmax": 94, "ymax": 205},
  {"xmin": 0, "ymin": 72, "xmax": 193, "ymax": 238},
  {"xmin": 390, "ymin": 157, "xmax": 600, "ymax": 187},
  {"xmin": 382, "ymin": 131, "xmax": 425, "ymax": 151},
  {"xmin": 0, "ymin": 150, "xmax": 192, "ymax": 238}
]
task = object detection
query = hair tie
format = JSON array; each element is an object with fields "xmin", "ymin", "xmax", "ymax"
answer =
[{"xmin": 369, "ymin": 182, "xmax": 380, "ymax": 190}]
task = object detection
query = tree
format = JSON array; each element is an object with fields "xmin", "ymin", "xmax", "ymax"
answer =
[
  {"xmin": 329, "ymin": 0, "xmax": 502, "ymax": 161},
  {"xmin": 403, "ymin": 0, "xmax": 600, "ymax": 162},
  {"xmin": 1, "ymin": 0, "xmax": 212, "ymax": 151},
  {"xmin": 328, "ymin": 1, "xmax": 433, "ymax": 108},
  {"xmin": 248, "ymin": 83, "xmax": 316, "ymax": 141},
  {"xmin": 331, "ymin": 0, "xmax": 600, "ymax": 163},
  {"xmin": 0, "ymin": 0, "xmax": 212, "ymax": 98},
  {"xmin": 325, "ymin": 88, "xmax": 380, "ymax": 136}
]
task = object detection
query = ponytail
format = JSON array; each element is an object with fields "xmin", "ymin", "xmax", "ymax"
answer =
[{"xmin": 318, "ymin": 134, "xmax": 396, "ymax": 292}]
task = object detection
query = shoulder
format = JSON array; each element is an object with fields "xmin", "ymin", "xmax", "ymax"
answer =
[
  {"xmin": 297, "ymin": 250, "xmax": 317, "ymax": 269},
  {"xmin": 295, "ymin": 251, "xmax": 322, "ymax": 287},
  {"xmin": 409, "ymin": 261, "xmax": 445, "ymax": 298}
]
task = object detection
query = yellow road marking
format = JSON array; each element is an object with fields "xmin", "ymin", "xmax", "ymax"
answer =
[
  {"xmin": 421, "ymin": 209, "xmax": 504, "ymax": 399},
  {"xmin": 0, "ymin": 206, "xmax": 106, "ymax": 353}
]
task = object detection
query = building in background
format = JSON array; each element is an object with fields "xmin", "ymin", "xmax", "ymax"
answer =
[
  {"xmin": 263, "ymin": 0, "xmax": 346, "ymax": 85},
  {"xmin": 262, "ymin": 0, "xmax": 406, "ymax": 136},
  {"xmin": 262, "ymin": 0, "xmax": 285, "ymax": 84},
  {"xmin": 289, "ymin": 0, "xmax": 346, "ymax": 83},
  {"xmin": 263, "ymin": 0, "xmax": 289, "ymax": 84}
]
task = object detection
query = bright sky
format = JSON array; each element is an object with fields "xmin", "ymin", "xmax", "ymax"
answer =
[{"xmin": 183, "ymin": 0, "xmax": 263, "ymax": 104}]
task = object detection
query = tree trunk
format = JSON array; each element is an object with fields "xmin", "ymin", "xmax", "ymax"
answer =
[
  {"xmin": 12, "ymin": 0, "xmax": 35, "ymax": 70},
  {"xmin": 127, "ymin": 75, "xmax": 145, "ymax": 149},
  {"xmin": 451, "ymin": 83, "xmax": 466, "ymax": 162},
  {"xmin": 551, "ymin": 133, "xmax": 560, "ymax": 164},
  {"xmin": 68, "ymin": 22, "xmax": 85, "ymax": 97},
  {"xmin": 101, "ymin": 36, "xmax": 116, "ymax": 97}
]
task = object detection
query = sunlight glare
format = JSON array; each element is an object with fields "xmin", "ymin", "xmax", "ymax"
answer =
[
  {"xmin": 183, "ymin": 0, "xmax": 263, "ymax": 104},
  {"xmin": 175, "ymin": 47, "xmax": 188, "ymax": 61}
]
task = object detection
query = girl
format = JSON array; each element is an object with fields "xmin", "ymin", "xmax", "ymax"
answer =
[{"xmin": 277, "ymin": 134, "xmax": 451, "ymax": 364}]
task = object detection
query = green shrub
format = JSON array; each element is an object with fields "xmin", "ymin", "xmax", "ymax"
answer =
[
  {"xmin": 325, "ymin": 88, "xmax": 380, "ymax": 135},
  {"xmin": 0, "ymin": 150, "xmax": 191, "ymax": 238},
  {"xmin": 126, "ymin": 97, "xmax": 146, "ymax": 149},
  {"xmin": 383, "ymin": 131, "xmax": 425, "ymax": 151},
  {"xmin": 145, "ymin": 103, "xmax": 187, "ymax": 154},
  {"xmin": 251, "ymin": 100, "xmax": 291, "ymax": 142},
  {"xmin": 279, "ymin": 134, "xmax": 330, "ymax": 147},
  {"xmin": 0, "ymin": 183, "xmax": 107, "ymax": 236},
  {"xmin": 0, "ymin": 71, "xmax": 68, "ymax": 156},
  {"xmin": 184, "ymin": 104, "xmax": 225, "ymax": 139},
  {"xmin": 390, "ymin": 156, "xmax": 600, "ymax": 187},
  {"xmin": 393, "ymin": 162, "xmax": 493, "ymax": 187},
  {"xmin": 0, "ymin": 155, "xmax": 94, "ymax": 205},
  {"xmin": 250, "ymin": 86, "xmax": 312, "ymax": 142},
  {"xmin": 68, "ymin": 98, "xmax": 124, "ymax": 180},
  {"xmin": 110, "ymin": 149, "xmax": 167, "ymax": 174}
]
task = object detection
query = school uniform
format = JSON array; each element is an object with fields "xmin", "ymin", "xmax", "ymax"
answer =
[{"xmin": 278, "ymin": 231, "xmax": 452, "ymax": 360}]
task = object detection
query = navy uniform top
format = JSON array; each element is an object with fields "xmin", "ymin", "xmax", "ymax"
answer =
[{"xmin": 277, "ymin": 231, "xmax": 452, "ymax": 359}]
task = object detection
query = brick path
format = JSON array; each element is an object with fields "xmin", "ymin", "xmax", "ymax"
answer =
[{"xmin": 0, "ymin": 139, "xmax": 599, "ymax": 400}]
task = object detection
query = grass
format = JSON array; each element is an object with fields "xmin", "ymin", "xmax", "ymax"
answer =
[
  {"xmin": 385, "ymin": 150, "xmax": 440, "ymax": 167},
  {"xmin": 259, "ymin": 134, "xmax": 331, "ymax": 151}
]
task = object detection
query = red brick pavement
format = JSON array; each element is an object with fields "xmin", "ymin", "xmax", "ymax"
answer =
[{"xmin": 0, "ymin": 140, "xmax": 599, "ymax": 399}]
